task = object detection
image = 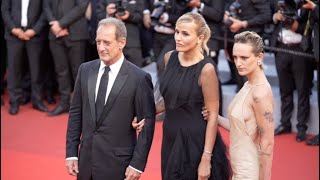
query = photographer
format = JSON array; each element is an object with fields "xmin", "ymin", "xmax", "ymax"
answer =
[
  {"xmin": 303, "ymin": 0, "xmax": 319, "ymax": 146},
  {"xmin": 97, "ymin": 0, "xmax": 145, "ymax": 67},
  {"xmin": 272, "ymin": 0, "xmax": 315, "ymax": 142},
  {"xmin": 222, "ymin": 0, "xmax": 271, "ymax": 92}
]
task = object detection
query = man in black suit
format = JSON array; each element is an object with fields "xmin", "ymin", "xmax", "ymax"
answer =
[
  {"xmin": 65, "ymin": 17, "xmax": 156, "ymax": 180},
  {"xmin": 1, "ymin": 0, "xmax": 48, "ymax": 114},
  {"xmin": 43, "ymin": 0, "xmax": 90, "ymax": 116}
]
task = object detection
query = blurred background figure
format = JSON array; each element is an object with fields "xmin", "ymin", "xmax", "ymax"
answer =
[
  {"xmin": 0, "ymin": 1, "xmax": 6, "ymax": 106},
  {"xmin": 85, "ymin": 0, "xmax": 100, "ymax": 62},
  {"xmin": 303, "ymin": 0, "xmax": 319, "ymax": 146},
  {"xmin": 1, "ymin": 0, "xmax": 48, "ymax": 115},
  {"xmin": 222, "ymin": 0, "xmax": 271, "ymax": 92},
  {"xmin": 43, "ymin": 0, "xmax": 89, "ymax": 116},
  {"xmin": 272, "ymin": 0, "xmax": 315, "ymax": 142}
]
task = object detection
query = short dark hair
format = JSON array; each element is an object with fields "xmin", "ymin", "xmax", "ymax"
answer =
[{"xmin": 98, "ymin": 17, "xmax": 127, "ymax": 41}]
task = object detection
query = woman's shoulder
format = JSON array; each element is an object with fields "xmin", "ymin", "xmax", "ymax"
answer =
[
  {"xmin": 163, "ymin": 50, "xmax": 177, "ymax": 67},
  {"xmin": 199, "ymin": 56, "xmax": 218, "ymax": 74},
  {"xmin": 250, "ymin": 83, "xmax": 273, "ymax": 103}
]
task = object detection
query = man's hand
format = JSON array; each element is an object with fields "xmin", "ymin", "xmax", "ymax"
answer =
[
  {"xmin": 56, "ymin": 29, "xmax": 69, "ymax": 38},
  {"xmin": 65, "ymin": 159, "xmax": 79, "ymax": 176},
  {"xmin": 188, "ymin": 0, "xmax": 201, "ymax": 8},
  {"xmin": 303, "ymin": 0, "xmax": 316, "ymax": 10},
  {"xmin": 223, "ymin": 11, "xmax": 230, "ymax": 22},
  {"xmin": 132, "ymin": 117, "xmax": 145, "ymax": 133},
  {"xmin": 143, "ymin": 13, "xmax": 151, "ymax": 29},
  {"xmin": 24, "ymin": 29, "xmax": 36, "ymax": 39},
  {"xmin": 11, "ymin": 28, "xmax": 29, "ymax": 40},
  {"xmin": 125, "ymin": 166, "xmax": 141, "ymax": 180},
  {"xmin": 116, "ymin": 10, "xmax": 130, "ymax": 21},
  {"xmin": 229, "ymin": 17, "xmax": 247, "ymax": 33},
  {"xmin": 273, "ymin": 11, "xmax": 285, "ymax": 22},
  {"xmin": 49, "ymin": 21, "xmax": 63, "ymax": 35},
  {"xmin": 106, "ymin": 3, "xmax": 117, "ymax": 16}
]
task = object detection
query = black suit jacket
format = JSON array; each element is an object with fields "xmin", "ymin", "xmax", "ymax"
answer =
[
  {"xmin": 66, "ymin": 59, "xmax": 156, "ymax": 180},
  {"xmin": 1, "ymin": 0, "xmax": 47, "ymax": 41},
  {"xmin": 96, "ymin": 0, "xmax": 144, "ymax": 48},
  {"xmin": 43, "ymin": 0, "xmax": 89, "ymax": 41}
]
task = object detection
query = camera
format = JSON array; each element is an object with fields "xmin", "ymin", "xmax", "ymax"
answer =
[
  {"xmin": 223, "ymin": 1, "xmax": 242, "ymax": 27},
  {"xmin": 278, "ymin": 0, "xmax": 301, "ymax": 26},
  {"xmin": 176, "ymin": 0, "xmax": 191, "ymax": 7},
  {"xmin": 115, "ymin": 0, "xmax": 127, "ymax": 17},
  {"xmin": 150, "ymin": 1, "xmax": 169, "ymax": 27}
]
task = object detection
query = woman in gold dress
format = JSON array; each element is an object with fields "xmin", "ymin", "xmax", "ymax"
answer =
[{"xmin": 205, "ymin": 31, "xmax": 275, "ymax": 180}]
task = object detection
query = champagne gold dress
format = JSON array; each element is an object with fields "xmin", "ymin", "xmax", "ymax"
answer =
[{"xmin": 228, "ymin": 82, "xmax": 265, "ymax": 180}]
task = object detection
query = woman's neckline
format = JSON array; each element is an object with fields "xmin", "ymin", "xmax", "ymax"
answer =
[
  {"xmin": 177, "ymin": 52, "xmax": 204, "ymax": 68},
  {"xmin": 244, "ymin": 81, "xmax": 267, "ymax": 88}
]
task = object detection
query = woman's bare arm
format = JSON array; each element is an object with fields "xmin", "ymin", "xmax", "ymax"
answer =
[
  {"xmin": 218, "ymin": 115, "xmax": 230, "ymax": 131},
  {"xmin": 252, "ymin": 85, "xmax": 274, "ymax": 180},
  {"xmin": 198, "ymin": 63, "xmax": 220, "ymax": 178}
]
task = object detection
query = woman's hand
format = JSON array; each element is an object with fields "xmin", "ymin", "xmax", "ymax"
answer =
[
  {"xmin": 202, "ymin": 106, "xmax": 210, "ymax": 120},
  {"xmin": 198, "ymin": 153, "xmax": 211, "ymax": 180},
  {"xmin": 132, "ymin": 117, "xmax": 145, "ymax": 133}
]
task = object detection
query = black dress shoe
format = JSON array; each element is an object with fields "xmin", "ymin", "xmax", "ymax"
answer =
[
  {"xmin": 46, "ymin": 94, "xmax": 56, "ymax": 104},
  {"xmin": 274, "ymin": 125, "xmax": 292, "ymax": 135},
  {"xmin": 32, "ymin": 102, "xmax": 48, "ymax": 112},
  {"xmin": 20, "ymin": 95, "xmax": 31, "ymax": 105},
  {"xmin": 221, "ymin": 79, "xmax": 237, "ymax": 85},
  {"xmin": 306, "ymin": 135, "xmax": 319, "ymax": 146},
  {"xmin": 9, "ymin": 103, "xmax": 19, "ymax": 115},
  {"xmin": 296, "ymin": 130, "xmax": 307, "ymax": 142},
  {"xmin": 48, "ymin": 105, "xmax": 69, "ymax": 116}
]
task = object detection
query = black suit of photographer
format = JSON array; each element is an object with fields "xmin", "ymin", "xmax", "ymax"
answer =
[
  {"xmin": 224, "ymin": 0, "xmax": 271, "ymax": 91},
  {"xmin": 271, "ymin": 2, "xmax": 314, "ymax": 137}
]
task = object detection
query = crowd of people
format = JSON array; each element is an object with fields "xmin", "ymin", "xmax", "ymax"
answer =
[{"xmin": 0, "ymin": 0, "xmax": 319, "ymax": 179}]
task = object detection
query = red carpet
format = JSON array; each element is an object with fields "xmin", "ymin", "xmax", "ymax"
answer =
[{"xmin": 1, "ymin": 95, "xmax": 319, "ymax": 180}]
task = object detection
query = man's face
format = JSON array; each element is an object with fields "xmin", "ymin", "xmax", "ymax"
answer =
[{"xmin": 96, "ymin": 25, "xmax": 126, "ymax": 65}]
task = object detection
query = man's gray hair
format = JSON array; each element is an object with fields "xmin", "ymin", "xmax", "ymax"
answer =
[{"xmin": 98, "ymin": 17, "xmax": 127, "ymax": 41}]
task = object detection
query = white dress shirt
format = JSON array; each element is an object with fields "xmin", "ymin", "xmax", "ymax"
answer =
[
  {"xmin": 21, "ymin": 0, "xmax": 30, "ymax": 27},
  {"xmin": 66, "ymin": 54, "xmax": 142, "ymax": 174},
  {"xmin": 95, "ymin": 54, "xmax": 124, "ymax": 104}
]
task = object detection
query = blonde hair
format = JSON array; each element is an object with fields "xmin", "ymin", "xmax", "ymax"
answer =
[{"xmin": 176, "ymin": 12, "xmax": 211, "ymax": 55}]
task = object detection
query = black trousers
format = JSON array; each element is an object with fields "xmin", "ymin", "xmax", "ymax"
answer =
[
  {"xmin": 49, "ymin": 38, "xmax": 86, "ymax": 104},
  {"xmin": 275, "ymin": 44, "xmax": 314, "ymax": 131},
  {"xmin": 6, "ymin": 40, "xmax": 45, "ymax": 104}
]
